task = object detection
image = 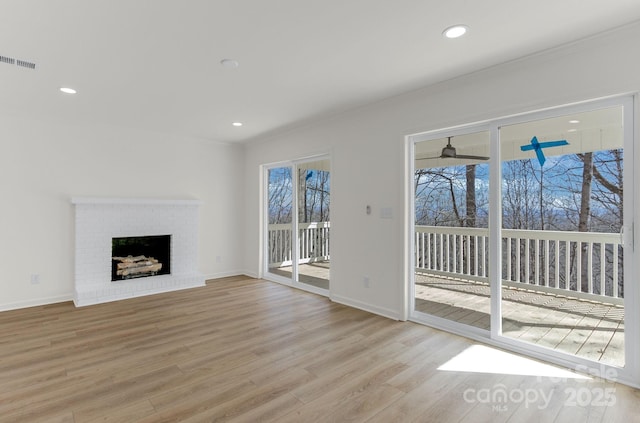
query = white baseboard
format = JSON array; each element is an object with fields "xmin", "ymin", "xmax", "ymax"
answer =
[
  {"xmin": 0, "ymin": 294, "xmax": 74, "ymax": 312},
  {"xmin": 330, "ymin": 293, "xmax": 401, "ymax": 321},
  {"xmin": 240, "ymin": 269, "xmax": 260, "ymax": 279},
  {"xmin": 203, "ymin": 271, "xmax": 243, "ymax": 280},
  {"xmin": 0, "ymin": 271, "xmax": 259, "ymax": 313},
  {"xmin": 203, "ymin": 270, "xmax": 259, "ymax": 281}
]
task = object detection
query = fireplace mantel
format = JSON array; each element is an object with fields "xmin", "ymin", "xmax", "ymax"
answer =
[{"xmin": 72, "ymin": 197, "xmax": 205, "ymax": 306}]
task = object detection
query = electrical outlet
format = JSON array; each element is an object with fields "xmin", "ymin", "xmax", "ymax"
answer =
[
  {"xmin": 30, "ymin": 274, "xmax": 40, "ymax": 285},
  {"xmin": 363, "ymin": 276, "xmax": 370, "ymax": 288},
  {"xmin": 216, "ymin": 256, "xmax": 222, "ymax": 263}
]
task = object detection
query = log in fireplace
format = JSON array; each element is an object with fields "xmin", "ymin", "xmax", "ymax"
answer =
[{"xmin": 111, "ymin": 235, "xmax": 171, "ymax": 281}]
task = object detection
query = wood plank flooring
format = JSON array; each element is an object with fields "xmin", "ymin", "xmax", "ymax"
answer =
[
  {"xmin": 275, "ymin": 265, "xmax": 623, "ymax": 366},
  {"xmin": 1, "ymin": 276, "xmax": 638, "ymax": 422}
]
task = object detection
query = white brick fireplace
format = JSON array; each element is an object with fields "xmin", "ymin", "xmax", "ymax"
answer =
[{"xmin": 72, "ymin": 197, "xmax": 205, "ymax": 306}]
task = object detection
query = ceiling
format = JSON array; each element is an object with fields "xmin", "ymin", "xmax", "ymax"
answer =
[{"xmin": 2, "ymin": 1, "xmax": 640, "ymax": 144}]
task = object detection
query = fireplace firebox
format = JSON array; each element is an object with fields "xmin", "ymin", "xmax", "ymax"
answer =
[{"xmin": 111, "ymin": 235, "xmax": 171, "ymax": 281}]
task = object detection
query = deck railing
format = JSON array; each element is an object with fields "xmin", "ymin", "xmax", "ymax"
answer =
[
  {"xmin": 415, "ymin": 225, "xmax": 624, "ymax": 305},
  {"xmin": 268, "ymin": 222, "xmax": 623, "ymax": 304},
  {"xmin": 268, "ymin": 222, "xmax": 330, "ymax": 267}
]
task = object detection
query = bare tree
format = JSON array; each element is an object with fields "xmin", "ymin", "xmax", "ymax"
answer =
[
  {"xmin": 297, "ymin": 169, "xmax": 308, "ymax": 223},
  {"xmin": 465, "ymin": 164, "xmax": 477, "ymax": 228},
  {"xmin": 268, "ymin": 168, "xmax": 292, "ymax": 224},
  {"xmin": 576, "ymin": 152, "xmax": 594, "ymax": 292},
  {"xmin": 589, "ymin": 149, "xmax": 623, "ymax": 296},
  {"xmin": 591, "ymin": 149, "xmax": 623, "ymax": 231},
  {"xmin": 415, "ymin": 165, "xmax": 488, "ymax": 227}
]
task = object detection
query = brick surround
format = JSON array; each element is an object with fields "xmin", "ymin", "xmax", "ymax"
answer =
[{"xmin": 72, "ymin": 198, "xmax": 205, "ymax": 306}]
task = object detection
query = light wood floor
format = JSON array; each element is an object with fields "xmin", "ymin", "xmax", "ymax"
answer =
[
  {"xmin": 1, "ymin": 276, "xmax": 638, "ymax": 422},
  {"xmin": 272, "ymin": 264, "xmax": 624, "ymax": 366}
]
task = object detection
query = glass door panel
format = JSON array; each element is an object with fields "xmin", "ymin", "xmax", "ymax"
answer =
[
  {"xmin": 499, "ymin": 106, "xmax": 625, "ymax": 367},
  {"xmin": 295, "ymin": 159, "xmax": 331, "ymax": 291},
  {"xmin": 413, "ymin": 130, "xmax": 491, "ymax": 330},
  {"xmin": 266, "ymin": 166, "xmax": 294, "ymax": 281}
]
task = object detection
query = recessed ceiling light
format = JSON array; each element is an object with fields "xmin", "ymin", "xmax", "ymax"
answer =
[
  {"xmin": 567, "ymin": 129, "xmax": 578, "ymax": 133},
  {"xmin": 60, "ymin": 87, "xmax": 77, "ymax": 94},
  {"xmin": 569, "ymin": 120, "xmax": 580, "ymax": 124},
  {"xmin": 443, "ymin": 25, "xmax": 468, "ymax": 39},
  {"xmin": 232, "ymin": 122, "xmax": 243, "ymax": 127},
  {"xmin": 220, "ymin": 59, "xmax": 239, "ymax": 69}
]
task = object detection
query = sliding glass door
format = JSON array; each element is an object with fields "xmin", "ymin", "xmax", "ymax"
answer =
[
  {"xmin": 266, "ymin": 166, "xmax": 294, "ymax": 281},
  {"xmin": 409, "ymin": 96, "xmax": 635, "ymax": 380},
  {"xmin": 296, "ymin": 159, "xmax": 331, "ymax": 291},
  {"xmin": 265, "ymin": 157, "xmax": 330, "ymax": 295},
  {"xmin": 498, "ymin": 105, "xmax": 628, "ymax": 368},
  {"xmin": 413, "ymin": 129, "xmax": 492, "ymax": 331}
]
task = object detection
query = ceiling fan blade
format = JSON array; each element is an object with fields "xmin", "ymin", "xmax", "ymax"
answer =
[
  {"xmin": 451, "ymin": 154, "xmax": 490, "ymax": 161},
  {"xmin": 416, "ymin": 154, "xmax": 489, "ymax": 162},
  {"xmin": 416, "ymin": 136, "xmax": 490, "ymax": 163}
]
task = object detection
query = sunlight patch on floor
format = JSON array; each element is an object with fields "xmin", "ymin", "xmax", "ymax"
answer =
[{"xmin": 438, "ymin": 344, "xmax": 590, "ymax": 380}]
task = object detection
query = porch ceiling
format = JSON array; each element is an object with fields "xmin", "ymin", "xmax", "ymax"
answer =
[{"xmin": 415, "ymin": 106, "xmax": 623, "ymax": 168}]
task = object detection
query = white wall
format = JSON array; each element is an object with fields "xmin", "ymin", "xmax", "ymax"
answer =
[
  {"xmin": 242, "ymin": 22, "xmax": 640, "ymax": 320},
  {"xmin": 0, "ymin": 117, "xmax": 244, "ymax": 311}
]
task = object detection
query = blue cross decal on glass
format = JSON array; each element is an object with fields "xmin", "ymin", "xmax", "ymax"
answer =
[{"xmin": 520, "ymin": 136, "xmax": 569, "ymax": 166}]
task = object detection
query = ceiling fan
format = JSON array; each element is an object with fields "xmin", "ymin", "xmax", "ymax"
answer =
[{"xmin": 416, "ymin": 137, "xmax": 489, "ymax": 162}]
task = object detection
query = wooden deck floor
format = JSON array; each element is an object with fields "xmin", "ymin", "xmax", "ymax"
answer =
[
  {"xmin": 415, "ymin": 274, "xmax": 624, "ymax": 367},
  {"xmin": 269, "ymin": 262, "xmax": 330, "ymax": 290},
  {"xmin": 270, "ymin": 264, "xmax": 624, "ymax": 367}
]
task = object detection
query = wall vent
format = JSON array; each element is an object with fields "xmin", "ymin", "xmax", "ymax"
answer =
[
  {"xmin": 0, "ymin": 55, "xmax": 16, "ymax": 65},
  {"xmin": 16, "ymin": 59, "xmax": 36, "ymax": 69},
  {"xmin": 1, "ymin": 54, "xmax": 36, "ymax": 70}
]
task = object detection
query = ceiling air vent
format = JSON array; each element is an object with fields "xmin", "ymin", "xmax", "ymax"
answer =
[
  {"xmin": 16, "ymin": 59, "xmax": 36, "ymax": 69},
  {"xmin": 1, "ymin": 54, "xmax": 36, "ymax": 70},
  {"xmin": 0, "ymin": 55, "xmax": 16, "ymax": 65}
]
